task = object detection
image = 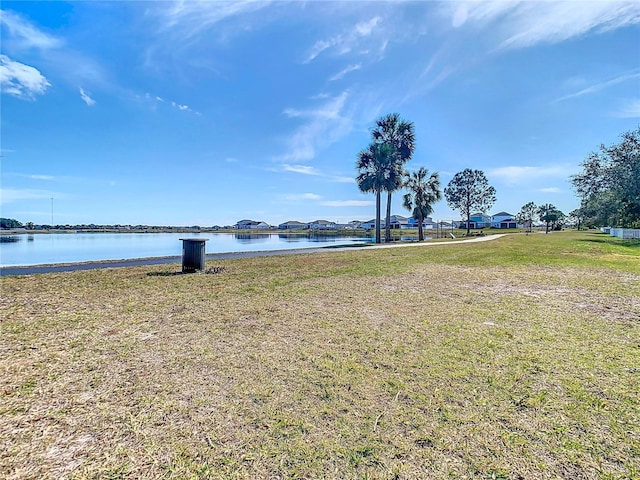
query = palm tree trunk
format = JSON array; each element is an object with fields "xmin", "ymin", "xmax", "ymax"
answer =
[
  {"xmin": 466, "ymin": 213, "xmax": 471, "ymax": 235},
  {"xmin": 418, "ymin": 214, "xmax": 424, "ymax": 241},
  {"xmin": 375, "ymin": 190, "xmax": 381, "ymax": 244},
  {"xmin": 385, "ymin": 191, "xmax": 392, "ymax": 242}
]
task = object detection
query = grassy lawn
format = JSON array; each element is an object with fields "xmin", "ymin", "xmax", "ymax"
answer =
[{"xmin": 1, "ymin": 231, "xmax": 638, "ymax": 479}]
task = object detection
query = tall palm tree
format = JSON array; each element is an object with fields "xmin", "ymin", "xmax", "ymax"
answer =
[
  {"xmin": 356, "ymin": 143, "xmax": 395, "ymax": 244},
  {"xmin": 403, "ymin": 167, "xmax": 442, "ymax": 241},
  {"xmin": 371, "ymin": 113, "xmax": 415, "ymax": 242}
]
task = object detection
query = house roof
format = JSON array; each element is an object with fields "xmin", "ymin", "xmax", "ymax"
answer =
[
  {"xmin": 309, "ymin": 219, "xmax": 335, "ymax": 224},
  {"xmin": 279, "ymin": 220, "xmax": 305, "ymax": 225},
  {"xmin": 492, "ymin": 211, "xmax": 513, "ymax": 217}
]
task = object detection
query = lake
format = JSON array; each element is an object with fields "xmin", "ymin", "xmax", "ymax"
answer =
[{"xmin": 0, "ymin": 232, "xmax": 375, "ymax": 267}]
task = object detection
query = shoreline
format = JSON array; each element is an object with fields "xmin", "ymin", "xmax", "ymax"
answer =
[{"xmin": 0, "ymin": 235, "xmax": 506, "ymax": 276}]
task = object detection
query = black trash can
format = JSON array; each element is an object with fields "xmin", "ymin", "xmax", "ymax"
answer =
[{"xmin": 180, "ymin": 238, "xmax": 208, "ymax": 273}]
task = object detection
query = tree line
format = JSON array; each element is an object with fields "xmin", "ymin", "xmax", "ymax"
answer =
[
  {"xmin": 356, "ymin": 113, "xmax": 500, "ymax": 243},
  {"xmin": 571, "ymin": 126, "xmax": 639, "ymax": 229}
]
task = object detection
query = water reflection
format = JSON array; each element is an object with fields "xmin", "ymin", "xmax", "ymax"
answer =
[
  {"xmin": 234, "ymin": 233, "xmax": 270, "ymax": 244},
  {"xmin": 0, "ymin": 236, "xmax": 21, "ymax": 243},
  {"xmin": 1, "ymin": 232, "xmax": 372, "ymax": 267}
]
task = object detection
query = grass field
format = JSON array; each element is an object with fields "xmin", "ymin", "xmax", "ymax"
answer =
[{"xmin": 1, "ymin": 231, "xmax": 638, "ymax": 479}]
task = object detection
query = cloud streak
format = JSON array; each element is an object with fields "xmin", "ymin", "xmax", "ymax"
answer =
[
  {"xmin": 554, "ymin": 70, "xmax": 640, "ymax": 102},
  {"xmin": 305, "ymin": 16, "xmax": 382, "ymax": 63},
  {"xmin": 329, "ymin": 63, "xmax": 361, "ymax": 81},
  {"xmin": 79, "ymin": 87, "xmax": 96, "ymax": 106},
  {"xmin": 0, "ymin": 54, "xmax": 50, "ymax": 99},
  {"xmin": 320, "ymin": 200, "xmax": 374, "ymax": 207},
  {"xmin": 0, "ymin": 9, "xmax": 63, "ymax": 50},
  {"xmin": 419, "ymin": 1, "xmax": 640, "ymax": 95},
  {"xmin": 157, "ymin": 1, "xmax": 275, "ymax": 39},
  {"xmin": 280, "ymin": 91, "xmax": 352, "ymax": 162},
  {"xmin": 488, "ymin": 165, "xmax": 576, "ymax": 185},
  {"xmin": 281, "ymin": 164, "xmax": 322, "ymax": 176},
  {"xmin": 612, "ymin": 98, "xmax": 640, "ymax": 118},
  {"xmin": 0, "ymin": 188, "xmax": 62, "ymax": 205},
  {"xmin": 279, "ymin": 193, "xmax": 323, "ymax": 202},
  {"xmin": 448, "ymin": 1, "xmax": 640, "ymax": 51}
]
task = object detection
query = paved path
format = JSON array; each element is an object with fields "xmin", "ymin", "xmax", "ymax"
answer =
[{"xmin": 0, "ymin": 234, "xmax": 507, "ymax": 276}]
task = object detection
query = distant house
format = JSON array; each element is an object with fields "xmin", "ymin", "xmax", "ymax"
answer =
[
  {"xmin": 278, "ymin": 220, "xmax": 307, "ymax": 230},
  {"xmin": 387, "ymin": 215, "xmax": 410, "ymax": 229},
  {"xmin": 307, "ymin": 220, "xmax": 337, "ymax": 230},
  {"xmin": 407, "ymin": 216, "xmax": 436, "ymax": 229},
  {"xmin": 360, "ymin": 216, "xmax": 410, "ymax": 229},
  {"xmin": 360, "ymin": 219, "xmax": 377, "ymax": 229},
  {"xmin": 460, "ymin": 213, "xmax": 491, "ymax": 229},
  {"xmin": 235, "ymin": 219, "xmax": 270, "ymax": 229},
  {"xmin": 491, "ymin": 212, "xmax": 519, "ymax": 229}
]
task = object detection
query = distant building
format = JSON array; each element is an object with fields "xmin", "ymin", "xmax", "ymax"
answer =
[
  {"xmin": 387, "ymin": 215, "xmax": 410, "ymax": 229},
  {"xmin": 360, "ymin": 219, "xmax": 377, "ymax": 229},
  {"xmin": 407, "ymin": 216, "xmax": 435, "ymax": 229},
  {"xmin": 491, "ymin": 212, "xmax": 519, "ymax": 229},
  {"xmin": 278, "ymin": 221, "xmax": 307, "ymax": 230},
  {"xmin": 307, "ymin": 220, "xmax": 337, "ymax": 230},
  {"xmin": 235, "ymin": 219, "xmax": 270, "ymax": 229},
  {"xmin": 459, "ymin": 213, "xmax": 492, "ymax": 229}
]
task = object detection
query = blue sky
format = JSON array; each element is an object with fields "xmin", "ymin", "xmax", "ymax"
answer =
[{"xmin": 1, "ymin": 1, "xmax": 639, "ymax": 227}]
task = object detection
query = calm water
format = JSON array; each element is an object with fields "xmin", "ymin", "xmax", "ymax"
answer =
[{"xmin": 0, "ymin": 233, "xmax": 373, "ymax": 267}]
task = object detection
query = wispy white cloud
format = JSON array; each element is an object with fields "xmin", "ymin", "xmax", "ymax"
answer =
[
  {"xmin": 0, "ymin": 188, "xmax": 62, "ymax": 205},
  {"xmin": 281, "ymin": 91, "xmax": 352, "ymax": 162},
  {"xmin": 488, "ymin": 165, "xmax": 576, "ymax": 186},
  {"xmin": 279, "ymin": 193, "xmax": 323, "ymax": 202},
  {"xmin": 157, "ymin": 1, "xmax": 275, "ymax": 39},
  {"xmin": 79, "ymin": 87, "xmax": 96, "ymax": 106},
  {"xmin": 27, "ymin": 174, "xmax": 56, "ymax": 181},
  {"xmin": 282, "ymin": 164, "xmax": 322, "ymax": 176},
  {"xmin": 320, "ymin": 200, "xmax": 374, "ymax": 207},
  {"xmin": 224, "ymin": 157, "xmax": 238, "ymax": 163},
  {"xmin": 0, "ymin": 54, "xmax": 50, "ymax": 99},
  {"xmin": 0, "ymin": 9, "xmax": 63, "ymax": 50},
  {"xmin": 420, "ymin": 1, "xmax": 640, "ymax": 95},
  {"xmin": 280, "ymin": 91, "xmax": 352, "ymax": 162},
  {"xmin": 1, "ymin": 10, "xmax": 115, "ymax": 103},
  {"xmin": 447, "ymin": 1, "xmax": 640, "ymax": 51},
  {"xmin": 612, "ymin": 98, "xmax": 640, "ymax": 118},
  {"xmin": 554, "ymin": 70, "xmax": 640, "ymax": 102},
  {"xmin": 305, "ymin": 16, "xmax": 383, "ymax": 62},
  {"xmin": 142, "ymin": 92, "xmax": 199, "ymax": 115},
  {"xmin": 329, "ymin": 63, "xmax": 361, "ymax": 81},
  {"xmin": 171, "ymin": 101, "xmax": 192, "ymax": 111},
  {"xmin": 539, "ymin": 187, "xmax": 561, "ymax": 193},
  {"xmin": 331, "ymin": 175, "xmax": 356, "ymax": 184}
]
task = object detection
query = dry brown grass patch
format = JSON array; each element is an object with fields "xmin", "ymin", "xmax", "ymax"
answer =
[{"xmin": 2, "ymin": 243, "xmax": 639, "ymax": 479}]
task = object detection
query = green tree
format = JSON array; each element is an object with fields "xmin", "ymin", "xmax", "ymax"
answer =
[
  {"xmin": 444, "ymin": 169, "xmax": 496, "ymax": 235},
  {"xmin": 356, "ymin": 143, "xmax": 396, "ymax": 244},
  {"xmin": 537, "ymin": 204, "xmax": 565, "ymax": 233},
  {"xmin": 0, "ymin": 218, "xmax": 24, "ymax": 229},
  {"xmin": 568, "ymin": 208, "xmax": 585, "ymax": 230},
  {"xmin": 371, "ymin": 113, "xmax": 415, "ymax": 242},
  {"xmin": 516, "ymin": 202, "xmax": 537, "ymax": 233},
  {"xmin": 403, "ymin": 168, "xmax": 442, "ymax": 241},
  {"xmin": 571, "ymin": 127, "xmax": 640, "ymax": 228}
]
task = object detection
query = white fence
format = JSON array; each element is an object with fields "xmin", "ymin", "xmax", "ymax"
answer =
[{"xmin": 608, "ymin": 228, "xmax": 640, "ymax": 239}]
